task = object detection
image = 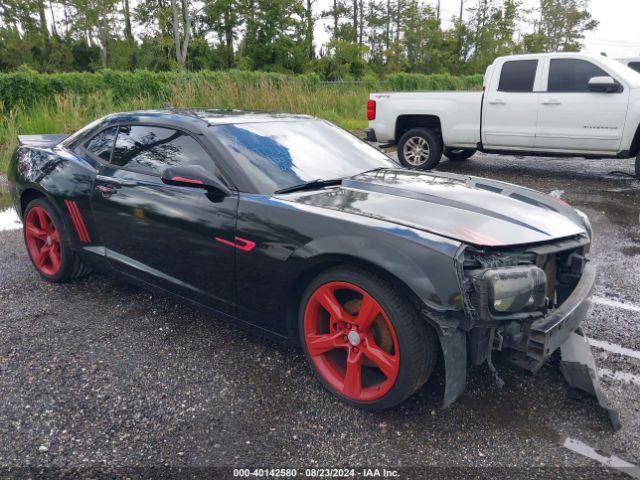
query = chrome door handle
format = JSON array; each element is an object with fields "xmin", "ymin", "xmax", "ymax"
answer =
[
  {"xmin": 541, "ymin": 99, "xmax": 561, "ymax": 105},
  {"xmin": 489, "ymin": 99, "xmax": 506, "ymax": 105}
]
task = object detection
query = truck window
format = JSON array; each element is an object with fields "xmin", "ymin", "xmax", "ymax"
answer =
[
  {"xmin": 498, "ymin": 60, "xmax": 538, "ymax": 92},
  {"xmin": 548, "ymin": 59, "xmax": 609, "ymax": 93},
  {"xmin": 628, "ymin": 62, "xmax": 640, "ymax": 74}
]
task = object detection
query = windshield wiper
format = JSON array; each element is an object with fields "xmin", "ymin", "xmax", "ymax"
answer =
[{"xmin": 274, "ymin": 178, "xmax": 343, "ymax": 194}]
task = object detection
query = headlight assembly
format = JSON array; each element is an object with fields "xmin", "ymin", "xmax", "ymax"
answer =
[
  {"xmin": 575, "ymin": 209, "xmax": 593, "ymax": 252},
  {"xmin": 470, "ymin": 265, "xmax": 547, "ymax": 318}
]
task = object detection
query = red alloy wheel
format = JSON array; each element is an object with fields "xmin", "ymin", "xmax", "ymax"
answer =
[
  {"xmin": 24, "ymin": 206, "xmax": 62, "ymax": 277},
  {"xmin": 303, "ymin": 281, "xmax": 400, "ymax": 402}
]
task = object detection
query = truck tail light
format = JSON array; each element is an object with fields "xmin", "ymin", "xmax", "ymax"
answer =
[{"xmin": 367, "ymin": 100, "xmax": 376, "ymax": 120}]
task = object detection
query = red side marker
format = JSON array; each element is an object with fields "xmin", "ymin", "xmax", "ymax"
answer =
[
  {"xmin": 64, "ymin": 200, "xmax": 91, "ymax": 243},
  {"xmin": 215, "ymin": 236, "xmax": 256, "ymax": 252},
  {"xmin": 171, "ymin": 176, "xmax": 204, "ymax": 185}
]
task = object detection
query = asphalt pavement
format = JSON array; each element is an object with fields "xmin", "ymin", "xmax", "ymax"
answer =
[{"xmin": 1, "ymin": 153, "xmax": 640, "ymax": 479}]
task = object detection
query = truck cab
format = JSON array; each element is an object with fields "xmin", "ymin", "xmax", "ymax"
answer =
[{"xmin": 368, "ymin": 53, "xmax": 640, "ymax": 178}]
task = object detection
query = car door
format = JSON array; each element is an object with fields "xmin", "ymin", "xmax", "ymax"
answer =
[
  {"xmin": 535, "ymin": 58, "xmax": 630, "ymax": 153},
  {"xmin": 482, "ymin": 58, "xmax": 541, "ymax": 148},
  {"xmin": 88, "ymin": 124, "xmax": 238, "ymax": 316}
]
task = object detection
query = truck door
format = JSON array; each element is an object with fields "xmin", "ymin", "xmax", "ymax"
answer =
[
  {"xmin": 482, "ymin": 58, "xmax": 540, "ymax": 148},
  {"xmin": 535, "ymin": 58, "xmax": 629, "ymax": 153}
]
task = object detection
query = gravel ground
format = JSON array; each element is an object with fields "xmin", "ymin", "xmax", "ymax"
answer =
[{"xmin": 1, "ymin": 153, "xmax": 640, "ymax": 479}]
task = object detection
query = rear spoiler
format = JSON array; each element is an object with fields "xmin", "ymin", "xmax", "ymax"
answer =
[{"xmin": 18, "ymin": 134, "xmax": 69, "ymax": 147}]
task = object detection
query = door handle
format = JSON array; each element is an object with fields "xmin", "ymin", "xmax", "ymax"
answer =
[
  {"xmin": 541, "ymin": 99, "xmax": 561, "ymax": 106},
  {"xmin": 489, "ymin": 99, "xmax": 506, "ymax": 105}
]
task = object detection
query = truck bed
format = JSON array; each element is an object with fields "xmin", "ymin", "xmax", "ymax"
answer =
[{"xmin": 368, "ymin": 91, "xmax": 482, "ymax": 147}]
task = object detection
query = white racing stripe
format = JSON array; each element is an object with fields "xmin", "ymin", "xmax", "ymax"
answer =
[{"xmin": 592, "ymin": 296, "xmax": 640, "ymax": 313}]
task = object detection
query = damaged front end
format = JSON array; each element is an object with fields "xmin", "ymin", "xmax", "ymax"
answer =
[{"xmin": 449, "ymin": 234, "xmax": 620, "ymax": 430}]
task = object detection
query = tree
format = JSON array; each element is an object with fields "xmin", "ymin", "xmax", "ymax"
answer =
[
  {"xmin": 524, "ymin": 0, "xmax": 598, "ymax": 52},
  {"xmin": 203, "ymin": 0, "xmax": 241, "ymax": 68},
  {"xmin": 303, "ymin": 0, "xmax": 316, "ymax": 59},
  {"xmin": 170, "ymin": 0, "xmax": 191, "ymax": 69}
]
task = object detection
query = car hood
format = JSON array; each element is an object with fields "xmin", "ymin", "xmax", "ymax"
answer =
[{"xmin": 283, "ymin": 169, "xmax": 586, "ymax": 247}]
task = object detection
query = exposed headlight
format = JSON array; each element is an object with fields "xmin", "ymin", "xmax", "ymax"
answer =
[
  {"xmin": 474, "ymin": 266, "xmax": 547, "ymax": 314},
  {"xmin": 575, "ymin": 209, "xmax": 593, "ymax": 252}
]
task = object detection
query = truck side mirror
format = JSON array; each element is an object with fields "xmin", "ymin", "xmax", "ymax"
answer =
[{"xmin": 588, "ymin": 76, "xmax": 620, "ymax": 93}]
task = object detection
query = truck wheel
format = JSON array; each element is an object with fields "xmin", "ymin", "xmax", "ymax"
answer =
[
  {"xmin": 398, "ymin": 128, "xmax": 443, "ymax": 170},
  {"xmin": 299, "ymin": 266, "xmax": 438, "ymax": 411},
  {"xmin": 444, "ymin": 148, "xmax": 476, "ymax": 161},
  {"xmin": 23, "ymin": 198, "xmax": 90, "ymax": 283}
]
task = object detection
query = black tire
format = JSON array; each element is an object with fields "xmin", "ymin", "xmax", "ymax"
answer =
[
  {"xmin": 23, "ymin": 197, "xmax": 91, "ymax": 283},
  {"xmin": 299, "ymin": 266, "xmax": 438, "ymax": 411},
  {"xmin": 397, "ymin": 128, "xmax": 443, "ymax": 170},
  {"xmin": 636, "ymin": 154, "xmax": 640, "ymax": 180},
  {"xmin": 444, "ymin": 148, "xmax": 476, "ymax": 161}
]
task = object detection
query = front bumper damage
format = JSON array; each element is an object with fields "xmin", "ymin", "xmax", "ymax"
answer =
[
  {"xmin": 439, "ymin": 262, "xmax": 621, "ymax": 430},
  {"xmin": 560, "ymin": 329, "xmax": 621, "ymax": 430}
]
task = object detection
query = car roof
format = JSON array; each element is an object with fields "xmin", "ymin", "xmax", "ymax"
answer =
[{"xmin": 102, "ymin": 109, "xmax": 315, "ymax": 129}]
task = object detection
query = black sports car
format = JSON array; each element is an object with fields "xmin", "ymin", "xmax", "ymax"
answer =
[{"xmin": 7, "ymin": 110, "xmax": 601, "ymax": 412}]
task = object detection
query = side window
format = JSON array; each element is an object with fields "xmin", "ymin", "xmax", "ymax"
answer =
[
  {"xmin": 498, "ymin": 60, "xmax": 538, "ymax": 92},
  {"xmin": 548, "ymin": 59, "xmax": 610, "ymax": 93},
  {"xmin": 628, "ymin": 62, "xmax": 640, "ymax": 74},
  {"xmin": 111, "ymin": 125, "xmax": 219, "ymax": 177},
  {"xmin": 83, "ymin": 126, "xmax": 118, "ymax": 161}
]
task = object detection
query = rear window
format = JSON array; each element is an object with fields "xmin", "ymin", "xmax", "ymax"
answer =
[
  {"xmin": 84, "ymin": 127, "xmax": 118, "ymax": 162},
  {"xmin": 498, "ymin": 60, "xmax": 538, "ymax": 92},
  {"xmin": 111, "ymin": 125, "xmax": 219, "ymax": 176},
  {"xmin": 628, "ymin": 62, "xmax": 640, "ymax": 74}
]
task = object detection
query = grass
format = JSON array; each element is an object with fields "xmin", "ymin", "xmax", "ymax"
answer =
[
  {"xmin": 0, "ymin": 74, "xmax": 482, "ymax": 173},
  {"xmin": 0, "ymin": 79, "xmax": 374, "ymax": 173}
]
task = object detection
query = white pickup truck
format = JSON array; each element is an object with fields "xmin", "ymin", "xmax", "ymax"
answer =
[{"xmin": 366, "ymin": 52, "xmax": 640, "ymax": 179}]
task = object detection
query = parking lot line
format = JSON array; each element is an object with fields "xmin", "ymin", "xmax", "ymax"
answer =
[
  {"xmin": 563, "ymin": 437, "xmax": 640, "ymax": 479},
  {"xmin": 598, "ymin": 368, "xmax": 640, "ymax": 387},
  {"xmin": 588, "ymin": 338, "xmax": 640, "ymax": 361},
  {"xmin": 592, "ymin": 296, "xmax": 640, "ymax": 313}
]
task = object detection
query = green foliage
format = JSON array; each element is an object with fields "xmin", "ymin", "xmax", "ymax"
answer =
[
  {"xmin": 0, "ymin": 68, "xmax": 484, "ymax": 172},
  {"xmin": 523, "ymin": 0, "xmax": 598, "ymax": 52},
  {"xmin": 386, "ymin": 72, "xmax": 483, "ymax": 91},
  {"xmin": 0, "ymin": 68, "xmax": 484, "ymax": 112}
]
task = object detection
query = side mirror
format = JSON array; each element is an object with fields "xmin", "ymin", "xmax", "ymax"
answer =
[
  {"xmin": 161, "ymin": 165, "xmax": 232, "ymax": 196},
  {"xmin": 588, "ymin": 76, "xmax": 620, "ymax": 93}
]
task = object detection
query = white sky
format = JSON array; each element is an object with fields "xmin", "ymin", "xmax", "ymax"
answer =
[{"xmin": 314, "ymin": 0, "xmax": 640, "ymax": 59}]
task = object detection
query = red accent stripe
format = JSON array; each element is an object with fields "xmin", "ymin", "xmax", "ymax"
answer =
[
  {"xmin": 215, "ymin": 236, "xmax": 256, "ymax": 252},
  {"xmin": 65, "ymin": 200, "xmax": 91, "ymax": 243},
  {"xmin": 171, "ymin": 176, "xmax": 204, "ymax": 185}
]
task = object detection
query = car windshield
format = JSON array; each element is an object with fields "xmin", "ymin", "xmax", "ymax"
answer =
[{"xmin": 211, "ymin": 119, "xmax": 398, "ymax": 194}]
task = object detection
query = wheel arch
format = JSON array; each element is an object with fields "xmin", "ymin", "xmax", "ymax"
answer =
[
  {"xmin": 629, "ymin": 122, "xmax": 640, "ymax": 157},
  {"xmin": 19, "ymin": 187, "xmax": 49, "ymax": 219},
  {"xmin": 284, "ymin": 254, "xmax": 441, "ymax": 348},
  {"xmin": 395, "ymin": 115, "xmax": 443, "ymax": 144}
]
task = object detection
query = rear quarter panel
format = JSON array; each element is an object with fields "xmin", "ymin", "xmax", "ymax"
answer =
[{"xmin": 8, "ymin": 144, "xmax": 99, "ymax": 248}]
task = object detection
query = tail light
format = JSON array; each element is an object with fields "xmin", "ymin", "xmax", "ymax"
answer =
[{"xmin": 367, "ymin": 100, "xmax": 376, "ymax": 121}]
